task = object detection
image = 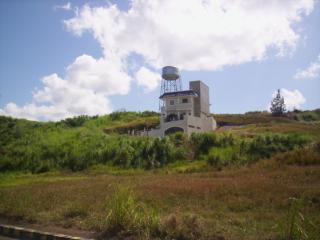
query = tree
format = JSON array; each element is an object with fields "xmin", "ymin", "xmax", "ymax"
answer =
[{"xmin": 270, "ymin": 89, "xmax": 286, "ymax": 116}]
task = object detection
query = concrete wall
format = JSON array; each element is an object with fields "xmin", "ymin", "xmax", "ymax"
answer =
[
  {"xmin": 186, "ymin": 115, "xmax": 217, "ymax": 135},
  {"xmin": 141, "ymin": 114, "xmax": 216, "ymax": 137},
  {"xmin": 189, "ymin": 81, "xmax": 210, "ymax": 117}
]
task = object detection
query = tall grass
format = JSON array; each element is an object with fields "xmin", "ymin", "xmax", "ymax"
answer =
[
  {"xmin": 104, "ymin": 185, "xmax": 159, "ymax": 238},
  {"xmin": 278, "ymin": 198, "xmax": 319, "ymax": 240},
  {"xmin": 206, "ymin": 134, "xmax": 311, "ymax": 168},
  {"xmin": 274, "ymin": 141, "xmax": 320, "ymax": 166},
  {"xmin": 104, "ymin": 185, "xmax": 203, "ymax": 239}
]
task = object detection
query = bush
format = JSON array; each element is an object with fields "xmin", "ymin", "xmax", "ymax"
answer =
[
  {"xmin": 190, "ymin": 132, "xmax": 219, "ymax": 156},
  {"xmin": 206, "ymin": 152, "xmax": 222, "ymax": 167},
  {"xmin": 246, "ymin": 134, "xmax": 310, "ymax": 161},
  {"xmin": 206, "ymin": 146, "xmax": 243, "ymax": 168},
  {"xmin": 274, "ymin": 142, "xmax": 320, "ymax": 166},
  {"xmin": 60, "ymin": 115, "xmax": 91, "ymax": 127}
]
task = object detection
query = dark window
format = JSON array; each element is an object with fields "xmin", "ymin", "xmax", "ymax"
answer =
[
  {"xmin": 182, "ymin": 98, "xmax": 188, "ymax": 103},
  {"xmin": 166, "ymin": 114, "xmax": 178, "ymax": 122},
  {"xmin": 170, "ymin": 100, "xmax": 174, "ymax": 105},
  {"xmin": 188, "ymin": 125, "xmax": 195, "ymax": 128}
]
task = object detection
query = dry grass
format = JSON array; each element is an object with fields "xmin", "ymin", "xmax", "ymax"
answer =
[
  {"xmin": 217, "ymin": 122, "xmax": 320, "ymax": 140},
  {"xmin": 213, "ymin": 112, "xmax": 293, "ymax": 126},
  {"xmin": 0, "ymin": 162, "xmax": 319, "ymax": 239}
]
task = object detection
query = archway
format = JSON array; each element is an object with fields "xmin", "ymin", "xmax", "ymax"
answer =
[{"xmin": 164, "ymin": 127, "xmax": 184, "ymax": 135}]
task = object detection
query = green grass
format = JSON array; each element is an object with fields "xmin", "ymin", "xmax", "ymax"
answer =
[{"xmin": 0, "ymin": 171, "xmax": 87, "ymax": 187}]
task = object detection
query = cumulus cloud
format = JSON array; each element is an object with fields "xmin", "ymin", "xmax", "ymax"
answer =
[
  {"xmin": 0, "ymin": 0, "xmax": 315, "ymax": 120},
  {"xmin": 65, "ymin": 0, "xmax": 314, "ymax": 71},
  {"xmin": 135, "ymin": 67, "xmax": 161, "ymax": 92},
  {"xmin": 294, "ymin": 54, "xmax": 320, "ymax": 79},
  {"xmin": 0, "ymin": 55, "xmax": 129, "ymax": 121},
  {"xmin": 270, "ymin": 88, "xmax": 306, "ymax": 111},
  {"xmin": 65, "ymin": 55, "xmax": 131, "ymax": 95}
]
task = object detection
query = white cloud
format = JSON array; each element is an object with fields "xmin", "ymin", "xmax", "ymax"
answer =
[
  {"xmin": 0, "ymin": 55, "xmax": 129, "ymax": 121},
  {"xmin": 1, "ymin": 0, "xmax": 315, "ymax": 120},
  {"xmin": 294, "ymin": 54, "xmax": 320, "ymax": 79},
  {"xmin": 135, "ymin": 67, "xmax": 161, "ymax": 92},
  {"xmin": 65, "ymin": 0, "xmax": 314, "ymax": 71},
  {"xmin": 65, "ymin": 55, "xmax": 131, "ymax": 95},
  {"xmin": 270, "ymin": 88, "xmax": 306, "ymax": 111},
  {"xmin": 54, "ymin": 2, "xmax": 72, "ymax": 11}
]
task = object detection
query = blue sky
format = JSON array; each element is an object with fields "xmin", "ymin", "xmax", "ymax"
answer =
[{"xmin": 0, "ymin": 0, "xmax": 319, "ymax": 120}]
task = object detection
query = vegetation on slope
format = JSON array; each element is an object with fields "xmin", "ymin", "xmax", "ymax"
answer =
[
  {"xmin": 1, "ymin": 109, "xmax": 320, "ymax": 174},
  {"xmin": 0, "ymin": 109, "xmax": 320, "ymax": 239}
]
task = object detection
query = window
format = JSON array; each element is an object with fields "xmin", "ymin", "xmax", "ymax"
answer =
[
  {"xmin": 170, "ymin": 100, "xmax": 174, "ymax": 105},
  {"xmin": 182, "ymin": 98, "xmax": 188, "ymax": 103}
]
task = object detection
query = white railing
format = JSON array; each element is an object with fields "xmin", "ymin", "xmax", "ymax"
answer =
[{"xmin": 163, "ymin": 103, "xmax": 193, "ymax": 111}]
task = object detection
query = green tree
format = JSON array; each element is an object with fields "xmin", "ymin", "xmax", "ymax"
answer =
[{"xmin": 270, "ymin": 89, "xmax": 286, "ymax": 116}]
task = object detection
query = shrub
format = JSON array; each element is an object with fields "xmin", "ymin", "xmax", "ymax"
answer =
[
  {"xmin": 206, "ymin": 146, "xmax": 243, "ymax": 168},
  {"xmin": 61, "ymin": 115, "xmax": 90, "ymax": 127},
  {"xmin": 274, "ymin": 142, "xmax": 320, "ymax": 166},
  {"xmin": 109, "ymin": 111, "xmax": 125, "ymax": 121},
  {"xmin": 169, "ymin": 132, "xmax": 188, "ymax": 147},
  {"xmin": 246, "ymin": 134, "xmax": 310, "ymax": 161},
  {"xmin": 190, "ymin": 132, "xmax": 219, "ymax": 156},
  {"xmin": 207, "ymin": 152, "xmax": 222, "ymax": 167}
]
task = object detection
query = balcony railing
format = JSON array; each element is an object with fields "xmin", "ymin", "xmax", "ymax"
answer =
[
  {"xmin": 163, "ymin": 114, "xmax": 187, "ymax": 122},
  {"xmin": 162, "ymin": 103, "xmax": 193, "ymax": 112}
]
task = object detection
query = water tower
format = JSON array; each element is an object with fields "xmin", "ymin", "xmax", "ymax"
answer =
[{"xmin": 160, "ymin": 66, "xmax": 182, "ymax": 95}]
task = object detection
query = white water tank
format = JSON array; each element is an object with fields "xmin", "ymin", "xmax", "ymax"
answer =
[{"xmin": 162, "ymin": 66, "xmax": 180, "ymax": 80}]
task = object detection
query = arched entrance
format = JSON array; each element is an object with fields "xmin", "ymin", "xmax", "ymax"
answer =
[{"xmin": 164, "ymin": 127, "xmax": 184, "ymax": 135}]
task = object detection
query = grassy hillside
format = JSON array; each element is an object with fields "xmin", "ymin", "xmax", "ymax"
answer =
[
  {"xmin": 0, "ymin": 109, "xmax": 320, "ymax": 239},
  {"xmin": 1, "ymin": 110, "xmax": 319, "ymax": 173},
  {"xmin": 213, "ymin": 109, "xmax": 320, "ymax": 125}
]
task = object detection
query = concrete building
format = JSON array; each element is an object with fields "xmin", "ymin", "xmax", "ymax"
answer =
[{"xmin": 144, "ymin": 66, "xmax": 217, "ymax": 137}]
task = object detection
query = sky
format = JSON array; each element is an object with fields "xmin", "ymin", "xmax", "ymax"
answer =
[{"xmin": 0, "ymin": 0, "xmax": 319, "ymax": 121}]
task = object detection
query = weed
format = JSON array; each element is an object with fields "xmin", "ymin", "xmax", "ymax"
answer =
[
  {"xmin": 62, "ymin": 203, "xmax": 88, "ymax": 219},
  {"xmin": 104, "ymin": 185, "xmax": 160, "ymax": 238},
  {"xmin": 161, "ymin": 214, "xmax": 202, "ymax": 240},
  {"xmin": 278, "ymin": 198, "xmax": 320, "ymax": 240}
]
